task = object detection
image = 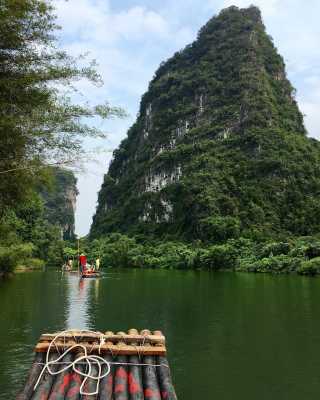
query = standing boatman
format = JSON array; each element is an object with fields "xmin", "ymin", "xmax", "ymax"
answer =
[{"xmin": 79, "ymin": 253, "xmax": 87, "ymax": 273}]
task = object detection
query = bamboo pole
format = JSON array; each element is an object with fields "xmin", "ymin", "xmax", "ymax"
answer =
[
  {"xmin": 16, "ymin": 353, "xmax": 45, "ymax": 400},
  {"xmin": 157, "ymin": 356, "xmax": 177, "ymax": 400},
  {"xmin": 35, "ymin": 342, "xmax": 166, "ymax": 356},
  {"xmin": 39, "ymin": 332, "xmax": 165, "ymax": 346},
  {"xmin": 99, "ymin": 354, "xmax": 114, "ymax": 400},
  {"xmin": 114, "ymin": 355, "xmax": 129, "ymax": 400},
  {"xmin": 65, "ymin": 351, "xmax": 85, "ymax": 400},
  {"xmin": 127, "ymin": 328, "xmax": 144, "ymax": 400},
  {"xmin": 30, "ymin": 353, "xmax": 59, "ymax": 400},
  {"xmin": 47, "ymin": 353, "xmax": 73, "ymax": 400},
  {"xmin": 142, "ymin": 355, "xmax": 161, "ymax": 400},
  {"xmin": 128, "ymin": 355, "xmax": 144, "ymax": 400}
]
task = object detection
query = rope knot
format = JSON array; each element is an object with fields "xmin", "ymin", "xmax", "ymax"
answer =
[{"xmin": 33, "ymin": 330, "xmax": 110, "ymax": 396}]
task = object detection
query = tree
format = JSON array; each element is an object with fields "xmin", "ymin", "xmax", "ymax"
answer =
[
  {"xmin": 0, "ymin": 0, "xmax": 125, "ymax": 211},
  {"xmin": 0, "ymin": 0, "xmax": 126, "ymax": 273}
]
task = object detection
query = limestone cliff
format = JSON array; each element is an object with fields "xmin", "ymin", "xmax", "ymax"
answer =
[
  {"xmin": 41, "ymin": 167, "xmax": 78, "ymax": 240},
  {"xmin": 91, "ymin": 6, "xmax": 320, "ymax": 241}
]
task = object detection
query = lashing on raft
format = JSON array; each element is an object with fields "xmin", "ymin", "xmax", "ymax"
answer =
[{"xmin": 17, "ymin": 329, "xmax": 177, "ymax": 399}]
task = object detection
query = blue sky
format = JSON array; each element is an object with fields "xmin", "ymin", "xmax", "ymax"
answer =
[{"xmin": 52, "ymin": 0, "xmax": 320, "ymax": 236}]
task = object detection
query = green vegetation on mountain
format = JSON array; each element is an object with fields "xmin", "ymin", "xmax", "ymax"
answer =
[
  {"xmin": 0, "ymin": 167, "xmax": 77, "ymax": 275},
  {"xmin": 90, "ymin": 6, "xmax": 320, "ymax": 274},
  {"xmin": 41, "ymin": 167, "xmax": 78, "ymax": 241}
]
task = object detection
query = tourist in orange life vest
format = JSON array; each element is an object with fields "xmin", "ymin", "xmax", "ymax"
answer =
[{"xmin": 79, "ymin": 253, "xmax": 87, "ymax": 273}]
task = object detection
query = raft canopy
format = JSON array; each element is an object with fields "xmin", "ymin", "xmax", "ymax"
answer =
[{"xmin": 17, "ymin": 328, "xmax": 177, "ymax": 400}]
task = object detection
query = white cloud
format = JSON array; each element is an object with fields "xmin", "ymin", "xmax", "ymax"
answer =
[
  {"xmin": 297, "ymin": 75, "xmax": 320, "ymax": 139},
  {"xmin": 54, "ymin": 0, "xmax": 111, "ymax": 41},
  {"xmin": 54, "ymin": 0, "xmax": 176, "ymax": 44},
  {"xmin": 53, "ymin": 0, "xmax": 193, "ymax": 98},
  {"xmin": 300, "ymin": 102, "xmax": 320, "ymax": 140},
  {"xmin": 113, "ymin": 7, "xmax": 170, "ymax": 40}
]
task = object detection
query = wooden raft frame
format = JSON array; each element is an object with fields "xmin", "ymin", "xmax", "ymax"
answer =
[{"xmin": 35, "ymin": 329, "xmax": 167, "ymax": 356}]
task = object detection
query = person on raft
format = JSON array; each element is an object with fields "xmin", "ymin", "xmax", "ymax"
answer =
[
  {"xmin": 67, "ymin": 258, "xmax": 73, "ymax": 270},
  {"xmin": 95, "ymin": 257, "xmax": 100, "ymax": 271},
  {"xmin": 79, "ymin": 253, "xmax": 87, "ymax": 273}
]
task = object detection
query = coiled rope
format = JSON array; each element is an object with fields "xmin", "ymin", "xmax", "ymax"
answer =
[{"xmin": 34, "ymin": 330, "xmax": 111, "ymax": 396}]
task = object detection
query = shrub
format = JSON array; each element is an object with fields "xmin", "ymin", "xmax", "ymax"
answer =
[
  {"xmin": 104, "ymin": 235, "xmax": 139, "ymax": 268},
  {"xmin": 27, "ymin": 258, "xmax": 45, "ymax": 270},
  {"xmin": 0, "ymin": 243, "xmax": 34, "ymax": 273},
  {"xmin": 199, "ymin": 243, "xmax": 237, "ymax": 270},
  {"xmin": 151, "ymin": 242, "xmax": 198, "ymax": 269},
  {"xmin": 258, "ymin": 242, "xmax": 292, "ymax": 258},
  {"xmin": 297, "ymin": 257, "xmax": 320, "ymax": 275},
  {"xmin": 242, "ymin": 255, "xmax": 301, "ymax": 273},
  {"xmin": 305, "ymin": 244, "xmax": 320, "ymax": 259},
  {"xmin": 288, "ymin": 239, "xmax": 320, "ymax": 259},
  {"xmin": 289, "ymin": 245, "xmax": 308, "ymax": 257}
]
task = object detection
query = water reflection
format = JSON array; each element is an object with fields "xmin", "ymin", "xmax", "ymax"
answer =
[
  {"xmin": 94, "ymin": 278, "xmax": 100, "ymax": 302},
  {"xmin": 65, "ymin": 275, "xmax": 93, "ymax": 330}
]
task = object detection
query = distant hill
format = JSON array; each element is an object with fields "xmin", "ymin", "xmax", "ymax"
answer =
[
  {"xmin": 91, "ymin": 6, "xmax": 320, "ymax": 243},
  {"xmin": 41, "ymin": 167, "xmax": 78, "ymax": 240}
]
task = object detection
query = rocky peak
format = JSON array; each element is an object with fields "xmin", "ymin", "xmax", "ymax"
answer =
[{"xmin": 90, "ymin": 6, "xmax": 320, "ymax": 241}]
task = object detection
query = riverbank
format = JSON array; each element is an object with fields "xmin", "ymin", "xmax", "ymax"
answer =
[
  {"xmin": 0, "ymin": 271, "xmax": 14, "ymax": 280},
  {"xmin": 0, "ymin": 260, "xmax": 45, "ymax": 279},
  {"xmin": 0, "ymin": 241, "xmax": 48, "ymax": 277},
  {"xmin": 3, "ymin": 233, "xmax": 320, "ymax": 277},
  {"xmin": 15, "ymin": 265, "xmax": 44, "ymax": 273},
  {"xmin": 84, "ymin": 233, "xmax": 320, "ymax": 275},
  {"xmin": 0, "ymin": 267, "xmax": 42, "ymax": 280}
]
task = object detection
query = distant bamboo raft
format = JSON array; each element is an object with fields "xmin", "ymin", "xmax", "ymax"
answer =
[{"xmin": 17, "ymin": 329, "xmax": 177, "ymax": 399}]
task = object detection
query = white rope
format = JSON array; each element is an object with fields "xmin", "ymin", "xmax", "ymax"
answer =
[
  {"xmin": 33, "ymin": 330, "xmax": 111, "ymax": 396},
  {"xmin": 36, "ymin": 361, "xmax": 169, "ymax": 368}
]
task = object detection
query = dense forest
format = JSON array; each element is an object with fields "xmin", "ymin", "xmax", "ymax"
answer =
[
  {"xmin": 0, "ymin": 167, "xmax": 77, "ymax": 275},
  {"xmin": 88, "ymin": 6, "xmax": 320, "ymax": 275},
  {"xmin": 0, "ymin": 0, "xmax": 122, "ymax": 275}
]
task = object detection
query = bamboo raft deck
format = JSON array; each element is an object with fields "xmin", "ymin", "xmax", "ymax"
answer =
[{"xmin": 17, "ymin": 329, "xmax": 177, "ymax": 399}]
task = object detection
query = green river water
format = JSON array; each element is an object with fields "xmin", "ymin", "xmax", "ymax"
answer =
[{"xmin": 0, "ymin": 269, "xmax": 319, "ymax": 399}]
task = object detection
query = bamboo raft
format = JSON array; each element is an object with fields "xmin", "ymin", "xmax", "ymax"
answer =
[
  {"xmin": 17, "ymin": 329, "xmax": 177, "ymax": 399},
  {"xmin": 81, "ymin": 271, "xmax": 101, "ymax": 279}
]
